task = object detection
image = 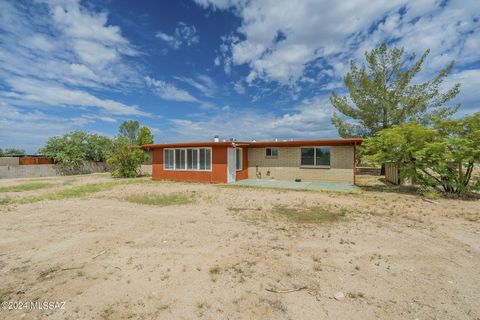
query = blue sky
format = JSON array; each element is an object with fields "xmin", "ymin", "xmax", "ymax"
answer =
[{"xmin": 0, "ymin": 0, "xmax": 479, "ymax": 153}]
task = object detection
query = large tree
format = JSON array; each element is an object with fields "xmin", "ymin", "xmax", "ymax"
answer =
[
  {"xmin": 39, "ymin": 131, "xmax": 112, "ymax": 173},
  {"xmin": 330, "ymin": 43, "xmax": 460, "ymax": 138},
  {"xmin": 119, "ymin": 120, "xmax": 140, "ymax": 145}
]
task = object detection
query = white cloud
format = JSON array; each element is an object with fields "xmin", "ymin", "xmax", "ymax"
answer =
[
  {"xmin": 195, "ymin": 0, "xmax": 480, "ymax": 87},
  {"xmin": 4, "ymin": 77, "xmax": 148, "ymax": 116},
  {"xmin": 168, "ymin": 96, "xmax": 335, "ymax": 141},
  {"xmin": 0, "ymin": 104, "xmax": 112, "ymax": 153},
  {"xmin": 0, "ymin": 0, "xmax": 148, "ymax": 153},
  {"xmin": 174, "ymin": 74, "xmax": 217, "ymax": 97},
  {"xmin": 233, "ymin": 82, "xmax": 245, "ymax": 94},
  {"xmin": 443, "ymin": 69, "xmax": 480, "ymax": 115},
  {"xmin": 145, "ymin": 76, "xmax": 199, "ymax": 103},
  {"xmin": 0, "ymin": 0, "xmax": 142, "ymax": 89},
  {"xmin": 155, "ymin": 22, "xmax": 199, "ymax": 49}
]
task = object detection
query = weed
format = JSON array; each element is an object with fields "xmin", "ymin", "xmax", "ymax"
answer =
[
  {"xmin": 38, "ymin": 266, "xmax": 60, "ymax": 280},
  {"xmin": 272, "ymin": 205, "xmax": 347, "ymax": 224},
  {"xmin": 0, "ymin": 197, "xmax": 12, "ymax": 206},
  {"xmin": 125, "ymin": 192, "xmax": 194, "ymax": 207},
  {"xmin": 209, "ymin": 266, "xmax": 221, "ymax": 275},
  {"xmin": 196, "ymin": 301, "xmax": 210, "ymax": 309}
]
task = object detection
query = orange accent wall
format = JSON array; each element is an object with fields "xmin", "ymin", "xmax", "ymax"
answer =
[
  {"xmin": 152, "ymin": 146, "xmax": 229, "ymax": 183},
  {"xmin": 235, "ymin": 147, "xmax": 249, "ymax": 181}
]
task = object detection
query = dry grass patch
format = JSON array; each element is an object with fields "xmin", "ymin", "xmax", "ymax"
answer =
[
  {"xmin": 272, "ymin": 205, "xmax": 347, "ymax": 224},
  {"xmin": 0, "ymin": 197, "xmax": 12, "ymax": 206},
  {"xmin": 19, "ymin": 182, "xmax": 117, "ymax": 204},
  {"xmin": 0, "ymin": 182, "xmax": 53, "ymax": 193},
  {"xmin": 125, "ymin": 192, "xmax": 195, "ymax": 207}
]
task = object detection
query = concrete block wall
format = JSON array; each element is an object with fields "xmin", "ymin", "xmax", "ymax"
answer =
[
  {"xmin": 0, "ymin": 164, "xmax": 58, "ymax": 179},
  {"xmin": 247, "ymin": 146, "xmax": 355, "ymax": 183},
  {"xmin": 0, "ymin": 162, "xmax": 108, "ymax": 179}
]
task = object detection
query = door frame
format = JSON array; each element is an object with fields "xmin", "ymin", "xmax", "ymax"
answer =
[{"xmin": 227, "ymin": 147, "xmax": 236, "ymax": 183}]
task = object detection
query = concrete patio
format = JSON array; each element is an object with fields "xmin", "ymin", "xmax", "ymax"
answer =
[{"xmin": 232, "ymin": 179, "xmax": 357, "ymax": 192}]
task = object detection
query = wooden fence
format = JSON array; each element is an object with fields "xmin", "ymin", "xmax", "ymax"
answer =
[
  {"xmin": 18, "ymin": 157, "xmax": 55, "ymax": 165},
  {"xmin": 385, "ymin": 163, "xmax": 399, "ymax": 185}
]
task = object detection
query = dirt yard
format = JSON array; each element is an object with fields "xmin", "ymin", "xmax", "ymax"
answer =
[{"xmin": 0, "ymin": 174, "xmax": 479, "ymax": 319}]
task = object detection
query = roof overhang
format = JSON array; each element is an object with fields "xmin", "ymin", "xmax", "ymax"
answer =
[{"xmin": 142, "ymin": 138, "xmax": 363, "ymax": 150}]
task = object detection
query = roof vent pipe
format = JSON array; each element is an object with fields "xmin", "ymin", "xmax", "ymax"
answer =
[{"xmin": 213, "ymin": 135, "xmax": 219, "ymax": 142}]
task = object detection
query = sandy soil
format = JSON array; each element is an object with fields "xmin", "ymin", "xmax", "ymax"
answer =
[{"xmin": 0, "ymin": 174, "xmax": 479, "ymax": 319}]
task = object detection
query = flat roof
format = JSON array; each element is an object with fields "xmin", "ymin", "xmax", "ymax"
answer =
[{"xmin": 143, "ymin": 138, "xmax": 363, "ymax": 149}]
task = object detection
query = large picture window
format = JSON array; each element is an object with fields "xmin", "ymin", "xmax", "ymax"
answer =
[
  {"xmin": 301, "ymin": 147, "xmax": 330, "ymax": 166},
  {"xmin": 165, "ymin": 148, "xmax": 211, "ymax": 171}
]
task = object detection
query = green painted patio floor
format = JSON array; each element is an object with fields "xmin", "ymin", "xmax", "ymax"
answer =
[{"xmin": 232, "ymin": 179, "xmax": 357, "ymax": 192}]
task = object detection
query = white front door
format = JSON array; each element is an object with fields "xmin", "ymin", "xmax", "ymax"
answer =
[{"xmin": 227, "ymin": 147, "xmax": 236, "ymax": 183}]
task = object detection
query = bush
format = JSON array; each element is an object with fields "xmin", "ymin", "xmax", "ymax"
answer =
[
  {"xmin": 107, "ymin": 138, "xmax": 145, "ymax": 178},
  {"xmin": 363, "ymin": 113, "xmax": 480, "ymax": 195}
]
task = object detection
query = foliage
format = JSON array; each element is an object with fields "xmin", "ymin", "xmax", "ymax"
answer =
[
  {"xmin": 107, "ymin": 137, "xmax": 145, "ymax": 178},
  {"xmin": 107, "ymin": 121, "xmax": 154, "ymax": 178},
  {"xmin": 137, "ymin": 126, "xmax": 154, "ymax": 145},
  {"xmin": 0, "ymin": 148, "xmax": 26, "ymax": 156},
  {"xmin": 39, "ymin": 131, "xmax": 112, "ymax": 173},
  {"xmin": 363, "ymin": 113, "xmax": 480, "ymax": 194},
  {"xmin": 330, "ymin": 43, "xmax": 460, "ymax": 138},
  {"xmin": 119, "ymin": 120, "xmax": 140, "ymax": 144},
  {"xmin": 118, "ymin": 120, "xmax": 154, "ymax": 146},
  {"xmin": 86, "ymin": 134, "xmax": 113, "ymax": 162}
]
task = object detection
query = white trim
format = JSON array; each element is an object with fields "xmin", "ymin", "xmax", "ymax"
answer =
[
  {"xmin": 163, "ymin": 147, "xmax": 212, "ymax": 172},
  {"xmin": 300, "ymin": 146, "xmax": 331, "ymax": 167}
]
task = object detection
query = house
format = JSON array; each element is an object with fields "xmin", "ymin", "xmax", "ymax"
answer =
[{"xmin": 143, "ymin": 138, "xmax": 363, "ymax": 184}]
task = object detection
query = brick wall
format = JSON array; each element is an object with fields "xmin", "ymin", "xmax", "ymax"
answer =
[{"xmin": 247, "ymin": 146, "xmax": 354, "ymax": 183}]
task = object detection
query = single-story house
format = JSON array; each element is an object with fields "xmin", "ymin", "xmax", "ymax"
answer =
[{"xmin": 143, "ymin": 138, "xmax": 363, "ymax": 184}]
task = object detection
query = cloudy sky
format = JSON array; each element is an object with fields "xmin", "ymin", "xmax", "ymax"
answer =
[{"xmin": 0, "ymin": 0, "xmax": 479, "ymax": 152}]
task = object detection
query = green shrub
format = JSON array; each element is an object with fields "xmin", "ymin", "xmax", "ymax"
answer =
[{"xmin": 107, "ymin": 138, "xmax": 145, "ymax": 178}]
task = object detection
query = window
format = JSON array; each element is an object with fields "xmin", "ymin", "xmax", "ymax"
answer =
[
  {"xmin": 266, "ymin": 148, "xmax": 278, "ymax": 157},
  {"xmin": 164, "ymin": 148, "xmax": 211, "ymax": 171},
  {"xmin": 315, "ymin": 147, "xmax": 330, "ymax": 166},
  {"xmin": 164, "ymin": 149, "xmax": 174, "ymax": 169},
  {"xmin": 301, "ymin": 147, "xmax": 330, "ymax": 166},
  {"xmin": 236, "ymin": 148, "xmax": 242, "ymax": 170},
  {"xmin": 199, "ymin": 148, "xmax": 211, "ymax": 170},
  {"xmin": 301, "ymin": 148, "xmax": 315, "ymax": 165},
  {"xmin": 187, "ymin": 148, "xmax": 198, "ymax": 170}
]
